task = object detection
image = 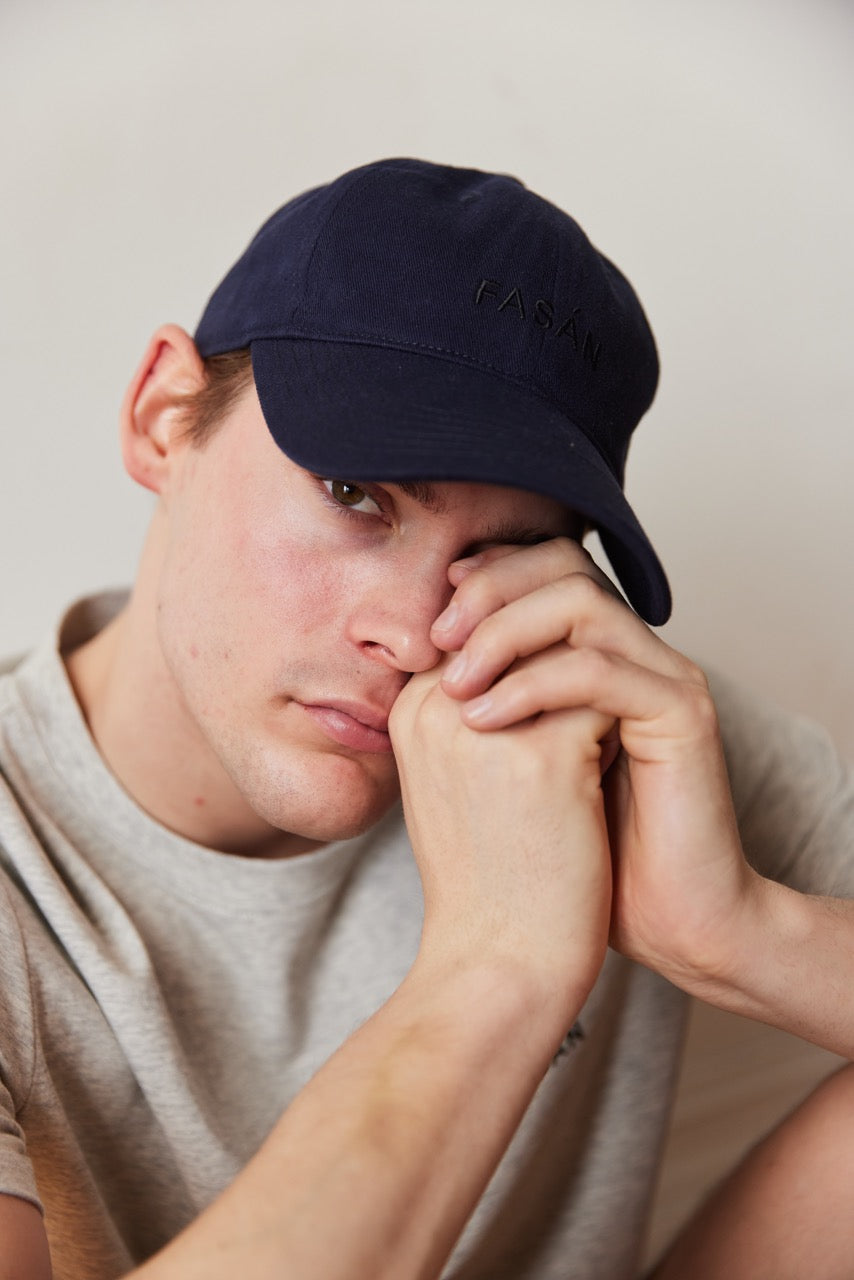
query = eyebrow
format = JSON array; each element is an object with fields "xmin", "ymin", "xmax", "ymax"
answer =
[
  {"xmin": 472, "ymin": 520, "xmax": 567, "ymax": 549},
  {"xmin": 394, "ymin": 480, "xmax": 583, "ymax": 545},
  {"xmin": 395, "ymin": 480, "xmax": 448, "ymax": 514}
]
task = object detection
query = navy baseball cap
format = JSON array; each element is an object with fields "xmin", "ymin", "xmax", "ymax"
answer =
[{"xmin": 195, "ymin": 158, "xmax": 671, "ymax": 624}]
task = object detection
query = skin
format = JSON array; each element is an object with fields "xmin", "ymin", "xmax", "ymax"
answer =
[
  {"xmin": 7, "ymin": 324, "xmax": 854, "ymax": 1278},
  {"xmin": 651, "ymin": 1064, "xmax": 854, "ymax": 1280},
  {"xmin": 66, "ymin": 326, "xmax": 575, "ymax": 857}
]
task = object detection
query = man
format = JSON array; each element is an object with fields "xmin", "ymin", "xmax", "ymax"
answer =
[{"xmin": 1, "ymin": 158, "xmax": 852, "ymax": 1279}]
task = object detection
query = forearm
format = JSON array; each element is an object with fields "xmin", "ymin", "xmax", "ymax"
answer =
[
  {"xmin": 671, "ymin": 873, "xmax": 854, "ymax": 1060},
  {"xmin": 130, "ymin": 955, "xmax": 574, "ymax": 1280}
]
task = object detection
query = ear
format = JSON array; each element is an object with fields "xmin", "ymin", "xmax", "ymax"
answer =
[{"xmin": 120, "ymin": 324, "xmax": 206, "ymax": 495}]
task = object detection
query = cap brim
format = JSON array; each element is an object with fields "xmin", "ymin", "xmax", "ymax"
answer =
[{"xmin": 251, "ymin": 338, "xmax": 671, "ymax": 625}]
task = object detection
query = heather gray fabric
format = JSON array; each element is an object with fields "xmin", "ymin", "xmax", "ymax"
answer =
[{"xmin": 1, "ymin": 596, "xmax": 852, "ymax": 1279}]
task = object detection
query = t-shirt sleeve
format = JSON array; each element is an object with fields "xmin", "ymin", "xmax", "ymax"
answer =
[
  {"xmin": 0, "ymin": 877, "xmax": 43, "ymax": 1210},
  {"xmin": 709, "ymin": 668, "xmax": 854, "ymax": 897}
]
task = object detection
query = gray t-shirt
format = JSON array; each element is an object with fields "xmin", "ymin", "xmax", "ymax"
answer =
[{"xmin": 1, "ymin": 596, "xmax": 853, "ymax": 1280}]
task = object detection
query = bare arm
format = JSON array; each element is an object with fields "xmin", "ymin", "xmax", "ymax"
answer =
[
  {"xmin": 650, "ymin": 1064, "xmax": 854, "ymax": 1280},
  {"xmin": 0, "ymin": 1198, "xmax": 52, "ymax": 1280},
  {"xmin": 431, "ymin": 538, "xmax": 854, "ymax": 1059},
  {"xmin": 129, "ymin": 658, "xmax": 611, "ymax": 1280},
  {"xmin": 673, "ymin": 878, "xmax": 854, "ymax": 1059},
  {"xmin": 423, "ymin": 537, "xmax": 854, "ymax": 1280},
  {"xmin": 2, "ymin": 952, "xmax": 591, "ymax": 1280},
  {"xmin": 10, "ymin": 539, "xmax": 850, "ymax": 1277},
  {"xmin": 105, "ymin": 640, "xmax": 609, "ymax": 1280},
  {"xmin": 133, "ymin": 956, "xmax": 579, "ymax": 1280},
  {"xmin": 134, "ymin": 542, "xmax": 854, "ymax": 1278}
]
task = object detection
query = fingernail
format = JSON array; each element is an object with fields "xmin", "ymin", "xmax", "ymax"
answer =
[
  {"xmin": 464, "ymin": 694, "xmax": 493, "ymax": 723},
  {"xmin": 443, "ymin": 652, "xmax": 468, "ymax": 684},
  {"xmin": 452, "ymin": 553, "xmax": 483, "ymax": 570},
  {"xmin": 432, "ymin": 602, "xmax": 459, "ymax": 633}
]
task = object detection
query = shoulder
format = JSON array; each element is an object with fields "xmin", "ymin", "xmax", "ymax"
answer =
[
  {"xmin": 0, "ymin": 871, "xmax": 38, "ymax": 1111},
  {"xmin": 0, "ymin": 877, "xmax": 43, "ymax": 1234},
  {"xmin": 708, "ymin": 667, "xmax": 854, "ymax": 893},
  {"xmin": 709, "ymin": 669, "xmax": 844, "ymax": 786}
]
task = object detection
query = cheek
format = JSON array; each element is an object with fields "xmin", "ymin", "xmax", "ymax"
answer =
[
  {"xmin": 159, "ymin": 462, "xmax": 378, "ymax": 672},
  {"xmin": 238, "ymin": 505, "xmax": 383, "ymax": 644},
  {"xmin": 183, "ymin": 524, "xmax": 358, "ymax": 673},
  {"xmin": 245, "ymin": 542, "xmax": 341, "ymax": 640}
]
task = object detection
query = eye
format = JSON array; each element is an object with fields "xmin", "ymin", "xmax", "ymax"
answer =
[{"xmin": 323, "ymin": 479, "xmax": 384, "ymax": 517}]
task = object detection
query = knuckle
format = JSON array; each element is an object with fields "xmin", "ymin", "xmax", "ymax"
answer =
[
  {"xmin": 453, "ymin": 565, "xmax": 506, "ymax": 615},
  {"xmin": 389, "ymin": 670, "xmax": 441, "ymax": 730},
  {"xmin": 504, "ymin": 663, "xmax": 539, "ymax": 702},
  {"xmin": 552, "ymin": 541, "xmax": 620, "ymax": 595},
  {"xmin": 418, "ymin": 679, "xmax": 451, "ymax": 722},
  {"xmin": 681, "ymin": 679, "xmax": 719, "ymax": 736},
  {"xmin": 540, "ymin": 534, "xmax": 590, "ymax": 571},
  {"xmin": 570, "ymin": 644, "xmax": 613, "ymax": 688},
  {"xmin": 546, "ymin": 570, "xmax": 609, "ymax": 633},
  {"xmin": 562, "ymin": 569, "xmax": 603, "ymax": 609},
  {"xmin": 672, "ymin": 652, "xmax": 710, "ymax": 689},
  {"xmin": 464, "ymin": 609, "xmax": 511, "ymax": 664}
]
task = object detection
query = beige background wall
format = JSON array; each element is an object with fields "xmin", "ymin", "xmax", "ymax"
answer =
[{"xmin": 2, "ymin": 0, "xmax": 852, "ymax": 754}]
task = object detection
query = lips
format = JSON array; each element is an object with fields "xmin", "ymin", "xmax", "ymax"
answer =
[
  {"xmin": 299, "ymin": 699, "xmax": 394, "ymax": 754},
  {"xmin": 320, "ymin": 699, "xmax": 391, "ymax": 733}
]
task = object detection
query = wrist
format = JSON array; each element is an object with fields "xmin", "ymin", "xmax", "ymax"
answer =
[
  {"xmin": 668, "ymin": 872, "xmax": 847, "ymax": 1047},
  {"xmin": 410, "ymin": 939, "xmax": 597, "ymax": 1064}
]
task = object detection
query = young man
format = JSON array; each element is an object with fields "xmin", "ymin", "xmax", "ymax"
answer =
[{"xmin": 1, "ymin": 158, "xmax": 852, "ymax": 1280}]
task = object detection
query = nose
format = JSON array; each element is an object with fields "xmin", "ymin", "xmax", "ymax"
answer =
[{"xmin": 347, "ymin": 564, "xmax": 453, "ymax": 675}]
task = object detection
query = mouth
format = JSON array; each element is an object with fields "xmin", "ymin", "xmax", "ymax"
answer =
[{"xmin": 298, "ymin": 700, "xmax": 394, "ymax": 754}]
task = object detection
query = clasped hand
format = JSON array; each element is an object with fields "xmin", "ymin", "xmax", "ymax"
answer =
[{"xmin": 389, "ymin": 537, "xmax": 757, "ymax": 1013}]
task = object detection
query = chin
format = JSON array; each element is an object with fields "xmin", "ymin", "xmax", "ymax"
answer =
[
  {"xmin": 243, "ymin": 750, "xmax": 402, "ymax": 845},
  {"xmin": 261, "ymin": 793, "xmax": 399, "ymax": 846}
]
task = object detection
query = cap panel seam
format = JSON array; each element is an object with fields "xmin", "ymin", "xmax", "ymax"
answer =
[
  {"xmin": 293, "ymin": 168, "xmax": 384, "ymax": 327},
  {"xmin": 252, "ymin": 330, "xmax": 600, "ymax": 388},
  {"xmin": 195, "ymin": 158, "xmax": 669, "ymax": 623}
]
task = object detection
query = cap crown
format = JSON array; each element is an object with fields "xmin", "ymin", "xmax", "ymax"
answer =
[
  {"xmin": 195, "ymin": 159, "xmax": 670, "ymax": 624},
  {"xmin": 196, "ymin": 159, "xmax": 658, "ymax": 485}
]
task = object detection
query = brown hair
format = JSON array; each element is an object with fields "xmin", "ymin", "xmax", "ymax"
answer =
[{"xmin": 178, "ymin": 348, "xmax": 254, "ymax": 447}]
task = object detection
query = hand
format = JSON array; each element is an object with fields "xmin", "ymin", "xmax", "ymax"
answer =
[
  {"xmin": 388, "ymin": 651, "xmax": 614, "ymax": 1030},
  {"xmin": 429, "ymin": 538, "xmax": 758, "ymax": 995}
]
